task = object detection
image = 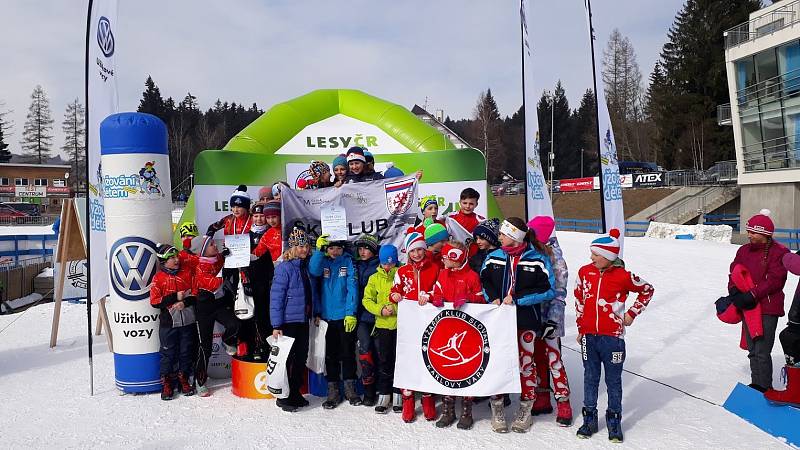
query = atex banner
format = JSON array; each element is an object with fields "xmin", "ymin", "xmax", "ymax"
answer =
[
  {"xmin": 632, "ymin": 172, "xmax": 665, "ymax": 188},
  {"xmin": 394, "ymin": 302, "xmax": 521, "ymax": 396}
]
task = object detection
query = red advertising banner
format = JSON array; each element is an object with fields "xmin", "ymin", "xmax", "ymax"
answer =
[{"xmin": 557, "ymin": 177, "xmax": 595, "ymax": 192}]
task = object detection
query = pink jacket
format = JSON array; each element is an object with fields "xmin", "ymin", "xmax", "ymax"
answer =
[{"xmin": 728, "ymin": 241, "xmax": 789, "ymax": 316}]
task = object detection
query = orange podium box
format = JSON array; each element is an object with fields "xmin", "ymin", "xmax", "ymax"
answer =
[{"xmin": 231, "ymin": 357, "xmax": 273, "ymax": 399}]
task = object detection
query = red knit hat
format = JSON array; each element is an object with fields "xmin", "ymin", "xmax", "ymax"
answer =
[{"xmin": 746, "ymin": 209, "xmax": 774, "ymax": 236}]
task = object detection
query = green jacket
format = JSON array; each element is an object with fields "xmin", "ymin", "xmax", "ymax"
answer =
[{"xmin": 362, "ymin": 266, "xmax": 399, "ymax": 330}]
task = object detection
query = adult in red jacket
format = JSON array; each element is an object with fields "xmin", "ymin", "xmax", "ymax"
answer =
[{"xmin": 727, "ymin": 210, "xmax": 790, "ymax": 392}]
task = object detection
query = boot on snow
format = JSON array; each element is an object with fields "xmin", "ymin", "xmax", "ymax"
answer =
[
  {"xmin": 160, "ymin": 375, "xmax": 174, "ymax": 401},
  {"xmin": 375, "ymin": 394, "xmax": 391, "ymax": 414},
  {"xmin": 489, "ymin": 396, "xmax": 508, "ymax": 433},
  {"xmin": 576, "ymin": 407, "xmax": 599, "ymax": 439},
  {"xmin": 606, "ymin": 410, "xmax": 624, "ymax": 443},
  {"xmin": 393, "ymin": 392, "xmax": 403, "ymax": 414},
  {"xmin": 344, "ymin": 380, "xmax": 362, "ymax": 406},
  {"xmin": 322, "ymin": 382, "xmax": 342, "ymax": 409},
  {"xmin": 422, "ymin": 394, "xmax": 437, "ymax": 421},
  {"xmin": 765, "ymin": 366, "xmax": 800, "ymax": 407},
  {"xmin": 457, "ymin": 397, "xmax": 474, "ymax": 430},
  {"xmin": 511, "ymin": 399, "xmax": 534, "ymax": 433},
  {"xmin": 435, "ymin": 396, "xmax": 456, "ymax": 428},
  {"xmin": 402, "ymin": 391, "xmax": 416, "ymax": 423},
  {"xmin": 177, "ymin": 372, "xmax": 195, "ymax": 396},
  {"xmin": 532, "ymin": 391, "xmax": 553, "ymax": 415},
  {"xmin": 362, "ymin": 383, "xmax": 377, "ymax": 407},
  {"xmin": 556, "ymin": 398, "xmax": 573, "ymax": 426}
]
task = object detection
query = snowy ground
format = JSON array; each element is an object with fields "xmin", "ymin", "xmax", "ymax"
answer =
[{"xmin": 1, "ymin": 232, "xmax": 795, "ymax": 449}]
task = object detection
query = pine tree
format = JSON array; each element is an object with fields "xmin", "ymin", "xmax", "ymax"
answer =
[
  {"xmin": 0, "ymin": 101, "xmax": 12, "ymax": 163},
  {"xmin": 61, "ymin": 99, "xmax": 86, "ymax": 190},
  {"xmin": 20, "ymin": 85, "xmax": 54, "ymax": 164},
  {"xmin": 138, "ymin": 76, "xmax": 167, "ymax": 120},
  {"xmin": 572, "ymin": 89, "xmax": 598, "ymax": 177}
]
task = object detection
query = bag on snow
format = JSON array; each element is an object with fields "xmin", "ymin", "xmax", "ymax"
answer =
[
  {"xmin": 234, "ymin": 279, "xmax": 255, "ymax": 320},
  {"xmin": 266, "ymin": 335, "xmax": 295, "ymax": 399},
  {"xmin": 306, "ymin": 319, "xmax": 328, "ymax": 374}
]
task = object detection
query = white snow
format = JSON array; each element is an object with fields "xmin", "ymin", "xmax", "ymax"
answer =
[
  {"xmin": 0, "ymin": 232, "xmax": 794, "ymax": 449},
  {"xmin": 0, "ymin": 292, "xmax": 43, "ymax": 313},
  {"xmin": 645, "ymin": 221, "xmax": 733, "ymax": 243}
]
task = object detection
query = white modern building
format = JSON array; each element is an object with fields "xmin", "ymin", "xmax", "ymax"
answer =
[{"xmin": 724, "ymin": 0, "xmax": 800, "ymax": 231}]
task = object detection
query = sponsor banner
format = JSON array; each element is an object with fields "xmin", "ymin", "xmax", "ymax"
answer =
[
  {"xmin": 394, "ymin": 302, "xmax": 521, "ymax": 396},
  {"xmin": 632, "ymin": 172, "xmax": 665, "ymax": 188},
  {"xmin": 88, "ymin": 0, "xmax": 119, "ymax": 303},
  {"xmin": 55, "ymin": 260, "xmax": 88, "ymax": 300},
  {"xmin": 558, "ymin": 177, "xmax": 595, "ymax": 193},
  {"xmin": 276, "ymin": 114, "xmax": 411, "ymax": 155},
  {"xmin": 280, "ymin": 177, "xmax": 418, "ymax": 252},
  {"xmin": 14, "ymin": 186, "xmax": 46, "ymax": 198}
]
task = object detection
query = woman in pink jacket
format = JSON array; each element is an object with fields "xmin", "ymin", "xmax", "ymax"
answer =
[{"xmin": 727, "ymin": 209, "xmax": 789, "ymax": 392}]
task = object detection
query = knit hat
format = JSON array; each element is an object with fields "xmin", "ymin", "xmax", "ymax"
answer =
[
  {"xmin": 379, "ymin": 244, "xmax": 398, "ymax": 265},
  {"xmin": 441, "ymin": 242, "xmax": 466, "ymax": 265},
  {"xmin": 155, "ymin": 243, "xmax": 178, "ymax": 261},
  {"xmin": 287, "ymin": 228, "xmax": 309, "ymax": 248},
  {"xmin": 424, "ymin": 223, "xmax": 449, "ymax": 246},
  {"xmin": 403, "ymin": 231, "xmax": 427, "ymax": 253},
  {"xmin": 258, "ymin": 186, "xmax": 272, "ymax": 201},
  {"xmin": 355, "ymin": 233, "xmax": 379, "ymax": 254},
  {"xmin": 364, "ymin": 150, "xmax": 375, "ymax": 164},
  {"xmin": 332, "ymin": 154, "xmax": 347, "ymax": 170},
  {"xmin": 230, "ymin": 185, "xmax": 251, "ymax": 209},
  {"xmin": 346, "ymin": 146, "xmax": 367, "ymax": 163},
  {"xmin": 590, "ymin": 229, "xmax": 622, "ymax": 261},
  {"xmin": 200, "ymin": 235, "xmax": 215, "ymax": 256},
  {"xmin": 528, "ymin": 216, "xmax": 555, "ymax": 243},
  {"xmin": 473, "ymin": 218, "xmax": 500, "ymax": 247},
  {"xmin": 309, "ymin": 160, "xmax": 330, "ymax": 177},
  {"xmin": 746, "ymin": 209, "xmax": 774, "ymax": 236},
  {"xmin": 419, "ymin": 195, "xmax": 438, "ymax": 211},
  {"xmin": 383, "ymin": 163, "xmax": 404, "ymax": 178},
  {"xmin": 264, "ymin": 200, "xmax": 281, "ymax": 218}
]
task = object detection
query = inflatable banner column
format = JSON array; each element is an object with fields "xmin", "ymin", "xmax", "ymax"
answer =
[{"xmin": 101, "ymin": 112, "xmax": 172, "ymax": 393}]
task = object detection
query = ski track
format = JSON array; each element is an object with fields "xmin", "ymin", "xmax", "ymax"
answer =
[{"xmin": 0, "ymin": 232, "xmax": 793, "ymax": 449}]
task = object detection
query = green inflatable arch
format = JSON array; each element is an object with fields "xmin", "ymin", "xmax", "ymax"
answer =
[{"xmin": 224, "ymin": 89, "xmax": 457, "ymax": 153}]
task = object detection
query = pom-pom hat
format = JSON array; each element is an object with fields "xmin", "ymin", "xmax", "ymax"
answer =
[
  {"xmin": 403, "ymin": 231, "xmax": 427, "ymax": 253},
  {"xmin": 346, "ymin": 146, "xmax": 367, "ymax": 163},
  {"xmin": 590, "ymin": 228, "xmax": 621, "ymax": 261},
  {"xmin": 746, "ymin": 209, "xmax": 775, "ymax": 237},
  {"xmin": 473, "ymin": 218, "xmax": 501, "ymax": 247},
  {"xmin": 230, "ymin": 185, "xmax": 251, "ymax": 209}
]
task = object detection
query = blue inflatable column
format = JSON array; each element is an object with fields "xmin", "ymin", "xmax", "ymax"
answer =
[{"xmin": 100, "ymin": 112, "xmax": 172, "ymax": 393}]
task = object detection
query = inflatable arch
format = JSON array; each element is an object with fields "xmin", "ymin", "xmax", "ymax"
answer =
[{"xmin": 177, "ymin": 89, "xmax": 500, "ymax": 244}]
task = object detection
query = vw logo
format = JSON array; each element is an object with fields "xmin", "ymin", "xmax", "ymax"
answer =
[
  {"xmin": 97, "ymin": 16, "xmax": 115, "ymax": 57},
  {"xmin": 109, "ymin": 236, "xmax": 157, "ymax": 301}
]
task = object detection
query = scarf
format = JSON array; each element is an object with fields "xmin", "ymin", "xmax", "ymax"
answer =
[
  {"xmin": 501, "ymin": 243, "xmax": 527, "ymax": 257},
  {"xmin": 251, "ymin": 224, "xmax": 267, "ymax": 234}
]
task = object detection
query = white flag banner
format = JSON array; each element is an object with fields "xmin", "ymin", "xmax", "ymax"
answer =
[
  {"xmin": 87, "ymin": 0, "xmax": 119, "ymax": 302},
  {"xmin": 394, "ymin": 302, "xmax": 521, "ymax": 396},
  {"xmin": 280, "ymin": 177, "xmax": 418, "ymax": 252},
  {"xmin": 584, "ymin": 1, "xmax": 625, "ymax": 251},
  {"xmin": 521, "ymin": 0, "xmax": 554, "ymax": 221}
]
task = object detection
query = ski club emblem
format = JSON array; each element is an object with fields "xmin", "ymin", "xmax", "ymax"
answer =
[
  {"xmin": 421, "ymin": 309, "xmax": 490, "ymax": 388},
  {"xmin": 384, "ymin": 178, "xmax": 415, "ymax": 216}
]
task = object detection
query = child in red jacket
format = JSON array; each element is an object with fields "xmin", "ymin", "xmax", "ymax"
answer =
[
  {"xmin": 573, "ymin": 229, "xmax": 654, "ymax": 443},
  {"xmin": 430, "ymin": 241, "xmax": 483, "ymax": 430},
  {"xmin": 254, "ymin": 200, "xmax": 282, "ymax": 263},
  {"xmin": 150, "ymin": 244, "xmax": 197, "ymax": 400},
  {"xmin": 390, "ymin": 230, "xmax": 440, "ymax": 423}
]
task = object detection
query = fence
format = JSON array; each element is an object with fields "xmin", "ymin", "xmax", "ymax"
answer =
[
  {"xmin": 0, "ymin": 234, "xmax": 58, "ymax": 265},
  {"xmin": 704, "ymin": 214, "xmax": 741, "ymax": 232},
  {"xmin": 555, "ymin": 218, "xmax": 649, "ymax": 237},
  {"xmin": 0, "ymin": 215, "xmax": 58, "ymax": 227},
  {"xmin": 775, "ymin": 228, "xmax": 800, "ymax": 251},
  {"xmin": 0, "ymin": 260, "xmax": 51, "ymax": 304}
]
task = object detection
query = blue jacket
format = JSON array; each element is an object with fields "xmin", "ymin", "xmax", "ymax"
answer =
[
  {"xmin": 270, "ymin": 258, "xmax": 319, "ymax": 328},
  {"xmin": 355, "ymin": 256, "xmax": 380, "ymax": 323},
  {"xmin": 309, "ymin": 250, "xmax": 358, "ymax": 321}
]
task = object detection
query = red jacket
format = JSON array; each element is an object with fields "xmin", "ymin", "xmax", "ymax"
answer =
[
  {"xmin": 182, "ymin": 252, "xmax": 225, "ymax": 295},
  {"xmin": 254, "ymin": 226, "xmax": 282, "ymax": 262},
  {"xmin": 574, "ymin": 261, "xmax": 654, "ymax": 338},
  {"xmin": 428, "ymin": 250, "xmax": 444, "ymax": 270},
  {"xmin": 149, "ymin": 265, "xmax": 193, "ymax": 308},
  {"xmin": 209, "ymin": 213, "xmax": 251, "ymax": 236},
  {"xmin": 390, "ymin": 256, "xmax": 439, "ymax": 303},
  {"xmin": 431, "ymin": 264, "xmax": 483, "ymax": 307},
  {"xmin": 728, "ymin": 241, "xmax": 789, "ymax": 316},
  {"xmin": 447, "ymin": 210, "xmax": 484, "ymax": 233}
]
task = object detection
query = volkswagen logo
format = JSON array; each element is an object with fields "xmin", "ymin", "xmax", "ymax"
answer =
[
  {"xmin": 97, "ymin": 16, "xmax": 115, "ymax": 57},
  {"xmin": 109, "ymin": 236, "xmax": 157, "ymax": 301}
]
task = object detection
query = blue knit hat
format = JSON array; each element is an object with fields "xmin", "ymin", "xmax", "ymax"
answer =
[
  {"xmin": 383, "ymin": 163, "xmax": 404, "ymax": 178},
  {"xmin": 473, "ymin": 218, "xmax": 500, "ymax": 247},
  {"xmin": 364, "ymin": 150, "xmax": 374, "ymax": 164},
  {"xmin": 230, "ymin": 185, "xmax": 251, "ymax": 209},
  {"xmin": 332, "ymin": 154, "xmax": 347, "ymax": 170},
  {"xmin": 379, "ymin": 244, "xmax": 398, "ymax": 265}
]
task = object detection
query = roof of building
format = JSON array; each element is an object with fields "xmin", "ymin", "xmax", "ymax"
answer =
[{"xmin": 0, "ymin": 163, "xmax": 71, "ymax": 169}]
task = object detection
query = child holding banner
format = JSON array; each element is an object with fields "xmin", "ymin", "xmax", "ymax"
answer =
[
  {"xmin": 480, "ymin": 217, "xmax": 555, "ymax": 434},
  {"xmin": 309, "ymin": 235, "xmax": 361, "ymax": 409},
  {"xmin": 354, "ymin": 233, "xmax": 381, "ymax": 407},
  {"xmin": 574, "ymin": 229, "xmax": 655, "ymax": 443},
  {"xmin": 362, "ymin": 244, "xmax": 400, "ymax": 414},
  {"xmin": 430, "ymin": 241, "xmax": 484, "ymax": 430},
  {"xmin": 390, "ymin": 231, "xmax": 441, "ymax": 423}
]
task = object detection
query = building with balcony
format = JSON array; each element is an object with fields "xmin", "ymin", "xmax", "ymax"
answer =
[{"xmin": 724, "ymin": 0, "xmax": 800, "ymax": 231}]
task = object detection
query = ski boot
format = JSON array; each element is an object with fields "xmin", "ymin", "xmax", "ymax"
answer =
[
  {"xmin": 160, "ymin": 375, "xmax": 174, "ymax": 401},
  {"xmin": 765, "ymin": 366, "xmax": 800, "ymax": 407},
  {"xmin": 532, "ymin": 391, "xmax": 553, "ymax": 415},
  {"xmin": 362, "ymin": 383, "xmax": 377, "ymax": 407},
  {"xmin": 576, "ymin": 407, "xmax": 598, "ymax": 439},
  {"xmin": 489, "ymin": 396, "xmax": 508, "ymax": 433},
  {"xmin": 322, "ymin": 382, "xmax": 342, "ymax": 409},
  {"xmin": 401, "ymin": 391, "xmax": 416, "ymax": 423},
  {"xmin": 276, "ymin": 397, "xmax": 298, "ymax": 412},
  {"xmin": 344, "ymin": 380, "xmax": 362, "ymax": 406},
  {"xmin": 421, "ymin": 394, "xmax": 437, "ymax": 421},
  {"xmin": 457, "ymin": 398, "xmax": 474, "ymax": 430},
  {"xmin": 393, "ymin": 392, "xmax": 404, "ymax": 414},
  {"xmin": 375, "ymin": 394, "xmax": 391, "ymax": 414},
  {"xmin": 606, "ymin": 410, "xmax": 624, "ymax": 443},
  {"xmin": 556, "ymin": 398, "xmax": 573, "ymax": 426},
  {"xmin": 511, "ymin": 399, "xmax": 534, "ymax": 433},
  {"xmin": 177, "ymin": 372, "xmax": 195, "ymax": 397},
  {"xmin": 435, "ymin": 396, "xmax": 456, "ymax": 428}
]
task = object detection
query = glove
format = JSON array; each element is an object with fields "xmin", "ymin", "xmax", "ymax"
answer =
[
  {"xmin": 205, "ymin": 224, "xmax": 219, "ymax": 237},
  {"xmin": 540, "ymin": 320, "xmax": 558, "ymax": 340},
  {"xmin": 731, "ymin": 291, "xmax": 757, "ymax": 310},
  {"xmin": 430, "ymin": 297, "xmax": 444, "ymax": 307},
  {"xmin": 453, "ymin": 298, "xmax": 466, "ymax": 309},
  {"xmin": 344, "ymin": 315, "xmax": 357, "ymax": 333},
  {"xmin": 220, "ymin": 246, "xmax": 231, "ymax": 257},
  {"xmin": 728, "ymin": 286, "xmax": 740, "ymax": 296},
  {"xmin": 316, "ymin": 234, "xmax": 330, "ymax": 251}
]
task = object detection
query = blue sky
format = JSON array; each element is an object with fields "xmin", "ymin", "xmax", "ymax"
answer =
[{"xmin": 0, "ymin": 0, "xmax": 688, "ymax": 157}]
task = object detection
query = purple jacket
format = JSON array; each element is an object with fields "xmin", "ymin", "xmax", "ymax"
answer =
[
  {"xmin": 729, "ymin": 241, "xmax": 790, "ymax": 316},
  {"xmin": 782, "ymin": 252, "xmax": 800, "ymax": 325}
]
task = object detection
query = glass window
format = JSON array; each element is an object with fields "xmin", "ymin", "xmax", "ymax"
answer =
[
  {"xmin": 778, "ymin": 41, "xmax": 800, "ymax": 95},
  {"xmin": 52, "ymin": 179, "xmax": 65, "ymax": 187},
  {"xmin": 761, "ymin": 111, "xmax": 787, "ymax": 169},
  {"xmin": 0, "ymin": 177, "xmax": 8, "ymax": 186},
  {"xmin": 15, "ymin": 178, "xmax": 28, "ymax": 186},
  {"xmin": 34, "ymin": 178, "xmax": 47, "ymax": 186},
  {"xmin": 756, "ymin": 48, "xmax": 779, "ymax": 82}
]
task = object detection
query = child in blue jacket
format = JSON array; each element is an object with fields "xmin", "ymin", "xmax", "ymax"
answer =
[{"xmin": 309, "ymin": 234, "xmax": 360, "ymax": 409}]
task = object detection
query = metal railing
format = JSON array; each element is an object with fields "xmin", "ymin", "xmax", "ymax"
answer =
[
  {"xmin": 741, "ymin": 136, "xmax": 800, "ymax": 172},
  {"xmin": 703, "ymin": 214, "xmax": 740, "ymax": 232},
  {"xmin": 718, "ymin": 103, "xmax": 732, "ymax": 126},
  {"xmin": 555, "ymin": 218, "xmax": 649, "ymax": 237},
  {"xmin": 0, "ymin": 215, "xmax": 58, "ymax": 227},
  {"xmin": 650, "ymin": 186, "xmax": 738, "ymax": 224},
  {"xmin": 724, "ymin": 0, "xmax": 800, "ymax": 49},
  {"xmin": 735, "ymin": 67, "xmax": 800, "ymax": 113}
]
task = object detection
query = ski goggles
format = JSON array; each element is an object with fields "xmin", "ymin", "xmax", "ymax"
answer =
[{"xmin": 156, "ymin": 246, "xmax": 179, "ymax": 260}]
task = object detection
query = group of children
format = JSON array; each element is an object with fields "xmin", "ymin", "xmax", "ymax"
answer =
[{"xmin": 149, "ymin": 145, "xmax": 657, "ymax": 443}]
